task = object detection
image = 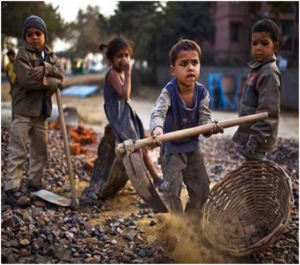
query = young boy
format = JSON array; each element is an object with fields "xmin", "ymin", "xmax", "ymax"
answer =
[
  {"xmin": 5, "ymin": 15, "xmax": 64, "ymax": 207},
  {"xmin": 232, "ymin": 19, "xmax": 281, "ymax": 160},
  {"xmin": 150, "ymin": 39, "xmax": 223, "ymax": 215},
  {"xmin": 5, "ymin": 49, "xmax": 16, "ymax": 95}
]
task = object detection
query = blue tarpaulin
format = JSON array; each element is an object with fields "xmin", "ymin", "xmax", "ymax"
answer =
[{"xmin": 61, "ymin": 85, "xmax": 99, "ymax": 98}]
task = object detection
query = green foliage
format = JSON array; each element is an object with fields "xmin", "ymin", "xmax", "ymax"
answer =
[
  {"xmin": 269, "ymin": 2, "xmax": 296, "ymax": 17},
  {"xmin": 67, "ymin": 5, "xmax": 108, "ymax": 58},
  {"xmin": 107, "ymin": 1, "xmax": 215, "ymax": 79},
  {"xmin": 1, "ymin": 1, "xmax": 65, "ymax": 48}
]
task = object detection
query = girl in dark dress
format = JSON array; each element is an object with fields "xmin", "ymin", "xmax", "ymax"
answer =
[{"xmin": 100, "ymin": 37, "xmax": 163, "ymax": 188}]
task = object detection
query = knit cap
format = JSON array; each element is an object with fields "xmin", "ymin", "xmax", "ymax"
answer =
[{"xmin": 23, "ymin": 15, "xmax": 47, "ymax": 40}]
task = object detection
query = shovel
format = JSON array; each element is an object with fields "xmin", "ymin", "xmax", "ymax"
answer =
[
  {"xmin": 117, "ymin": 112, "xmax": 268, "ymax": 213},
  {"xmin": 32, "ymin": 89, "xmax": 78, "ymax": 207}
]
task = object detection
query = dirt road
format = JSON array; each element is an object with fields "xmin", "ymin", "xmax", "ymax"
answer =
[{"xmin": 56, "ymin": 92, "xmax": 299, "ymax": 139}]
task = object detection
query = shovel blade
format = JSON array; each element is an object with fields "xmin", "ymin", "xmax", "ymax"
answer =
[
  {"xmin": 32, "ymin": 190, "xmax": 71, "ymax": 207},
  {"xmin": 123, "ymin": 152, "xmax": 168, "ymax": 213}
]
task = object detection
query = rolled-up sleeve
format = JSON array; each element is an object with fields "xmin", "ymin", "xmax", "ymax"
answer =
[{"xmin": 150, "ymin": 88, "xmax": 171, "ymax": 133}]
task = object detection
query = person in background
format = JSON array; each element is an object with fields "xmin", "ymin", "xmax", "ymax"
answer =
[{"xmin": 5, "ymin": 49, "xmax": 17, "ymax": 95}]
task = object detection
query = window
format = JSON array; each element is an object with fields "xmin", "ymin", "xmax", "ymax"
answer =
[
  {"xmin": 230, "ymin": 22, "xmax": 240, "ymax": 42},
  {"xmin": 280, "ymin": 20, "xmax": 294, "ymax": 50}
]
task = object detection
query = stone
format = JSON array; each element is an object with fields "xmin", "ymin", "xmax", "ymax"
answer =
[
  {"xmin": 149, "ymin": 220, "xmax": 157, "ymax": 226},
  {"xmin": 137, "ymin": 249, "xmax": 146, "ymax": 258},
  {"xmin": 19, "ymin": 239, "xmax": 30, "ymax": 246},
  {"xmin": 124, "ymin": 230, "xmax": 138, "ymax": 242},
  {"xmin": 274, "ymin": 258, "xmax": 287, "ymax": 264},
  {"xmin": 84, "ymin": 257, "xmax": 97, "ymax": 263}
]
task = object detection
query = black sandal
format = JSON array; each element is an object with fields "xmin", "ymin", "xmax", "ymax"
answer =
[{"xmin": 5, "ymin": 188, "xmax": 31, "ymax": 207}]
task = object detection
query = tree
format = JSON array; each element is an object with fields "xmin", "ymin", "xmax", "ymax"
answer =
[
  {"xmin": 157, "ymin": 2, "xmax": 215, "ymax": 63},
  {"xmin": 67, "ymin": 5, "xmax": 108, "ymax": 58},
  {"xmin": 269, "ymin": 2, "xmax": 296, "ymax": 17},
  {"xmin": 107, "ymin": 2, "xmax": 215, "ymax": 84},
  {"xmin": 1, "ymin": 1, "xmax": 66, "ymax": 49}
]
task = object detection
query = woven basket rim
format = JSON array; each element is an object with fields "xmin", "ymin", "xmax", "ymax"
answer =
[{"xmin": 201, "ymin": 160, "xmax": 294, "ymax": 256}]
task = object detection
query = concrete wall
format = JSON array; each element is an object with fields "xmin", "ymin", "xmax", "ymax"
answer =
[{"xmin": 156, "ymin": 66, "xmax": 299, "ymax": 110}]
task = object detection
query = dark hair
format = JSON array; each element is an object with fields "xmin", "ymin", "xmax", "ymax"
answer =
[
  {"xmin": 252, "ymin": 19, "xmax": 280, "ymax": 42},
  {"xmin": 169, "ymin": 39, "xmax": 202, "ymax": 66},
  {"xmin": 99, "ymin": 36, "xmax": 133, "ymax": 63},
  {"xmin": 6, "ymin": 49, "xmax": 15, "ymax": 56}
]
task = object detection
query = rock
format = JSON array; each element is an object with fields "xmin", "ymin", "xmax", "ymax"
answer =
[
  {"xmin": 292, "ymin": 254, "xmax": 299, "ymax": 263},
  {"xmin": 132, "ymin": 259, "xmax": 142, "ymax": 264},
  {"xmin": 137, "ymin": 249, "xmax": 146, "ymax": 258},
  {"xmin": 19, "ymin": 239, "xmax": 30, "ymax": 246},
  {"xmin": 274, "ymin": 259, "xmax": 287, "ymax": 265},
  {"xmin": 2, "ymin": 240, "xmax": 19, "ymax": 248},
  {"xmin": 134, "ymin": 234, "xmax": 145, "ymax": 245},
  {"xmin": 149, "ymin": 220, "xmax": 157, "ymax": 226},
  {"xmin": 83, "ymin": 237, "xmax": 98, "ymax": 244},
  {"xmin": 84, "ymin": 257, "xmax": 98, "ymax": 263},
  {"xmin": 34, "ymin": 200, "xmax": 47, "ymax": 207},
  {"xmin": 2, "ymin": 217, "xmax": 14, "ymax": 228},
  {"xmin": 124, "ymin": 230, "xmax": 138, "ymax": 242},
  {"xmin": 43, "ymin": 245, "xmax": 56, "ymax": 256},
  {"xmin": 59, "ymin": 239, "xmax": 69, "ymax": 245},
  {"xmin": 55, "ymin": 248, "xmax": 67, "ymax": 260}
]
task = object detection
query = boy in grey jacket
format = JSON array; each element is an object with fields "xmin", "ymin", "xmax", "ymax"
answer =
[
  {"xmin": 233, "ymin": 19, "xmax": 282, "ymax": 160},
  {"xmin": 5, "ymin": 15, "xmax": 64, "ymax": 207}
]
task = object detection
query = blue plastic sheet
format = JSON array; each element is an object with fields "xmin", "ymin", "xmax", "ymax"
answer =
[{"xmin": 61, "ymin": 85, "xmax": 99, "ymax": 98}]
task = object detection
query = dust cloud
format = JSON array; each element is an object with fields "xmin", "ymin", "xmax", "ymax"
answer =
[{"xmin": 155, "ymin": 214, "xmax": 236, "ymax": 264}]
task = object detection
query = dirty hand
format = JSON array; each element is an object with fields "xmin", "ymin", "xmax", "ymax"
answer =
[
  {"xmin": 210, "ymin": 121, "xmax": 224, "ymax": 135},
  {"xmin": 30, "ymin": 66, "xmax": 44, "ymax": 80},
  {"xmin": 148, "ymin": 127, "xmax": 163, "ymax": 149},
  {"xmin": 121, "ymin": 59, "xmax": 131, "ymax": 73},
  {"xmin": 204, "ymin": 121, "xmax": 224, "ymax": 138}
]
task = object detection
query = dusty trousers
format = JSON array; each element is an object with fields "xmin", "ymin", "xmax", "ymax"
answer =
[
  {"xmin": 5, "ymin": 115, "xmax": 48, "ymax": 191},
  {"xmin": 159, "ymin": 148, "xmax": 210, "ymax": 215}
]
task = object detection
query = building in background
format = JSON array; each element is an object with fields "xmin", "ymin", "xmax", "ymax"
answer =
[{"xmin": 203, "ymin": 2, "xmax": 299, "ymax": 67}]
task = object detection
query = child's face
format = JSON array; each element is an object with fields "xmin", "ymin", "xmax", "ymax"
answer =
[
  {"xmin": 8, "ymin": 54, "xmax": 15, "ymax": 62},
  {"xmin": 112, "ymin": 48, "xmax": 131, "ymax": 72},
  {"xmin": 171, "ymin": 50, "xmax": 200, "ymax": 89},
  {"xmin": 25, "ymin": 27, "xmax": 45, "ymax": 51},
  {"xmin": 251, "ymin": 32, "xmax": 278, "ymax": 62}
]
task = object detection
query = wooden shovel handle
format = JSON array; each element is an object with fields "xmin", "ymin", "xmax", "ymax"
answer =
[
  {"xmin": 117, "ymin": 112, "xmax": 268, "ymax": 154},
  {"xmin": 56, "ymin": 89, "xmax": 78, "ymax": 207}
]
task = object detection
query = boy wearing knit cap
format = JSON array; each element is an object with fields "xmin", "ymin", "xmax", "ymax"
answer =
[{"xmin": 5, "ymin": 15, "xmax": 64, "ymax": 207}]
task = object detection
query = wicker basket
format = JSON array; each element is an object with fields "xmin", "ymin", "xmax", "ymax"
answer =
[{"xmin": 201, "ymin": 160, "xmax": 294, "ymax": 257}]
